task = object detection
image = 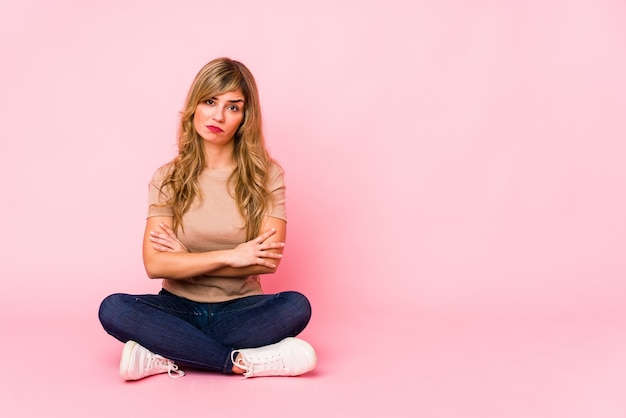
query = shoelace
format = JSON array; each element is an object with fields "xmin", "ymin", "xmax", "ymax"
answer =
[
  {"xmin": 232, "ymin": 351, "xmax": 285, "ymax": 378},
  {"xmin": 151, "ymin": 355, "xmax": 185, "ymax": 379},
  {"xmin": 166, "ymin": 363, "xmax": 185, "ymax": 379}
]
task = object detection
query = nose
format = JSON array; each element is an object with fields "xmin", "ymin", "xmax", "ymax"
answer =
[{"xmin": 211, "ymin": 106, "xmax": 225, "ymax": 122}]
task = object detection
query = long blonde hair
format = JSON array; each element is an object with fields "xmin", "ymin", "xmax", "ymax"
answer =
[{"xmin": 160, "ymin": 57, "xmax": 274, "ymax": 240}]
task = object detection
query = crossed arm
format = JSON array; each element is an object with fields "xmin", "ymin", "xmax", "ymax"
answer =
[{"xmin": 142, "ymin": 215, "xmax": 286, "ymax": 280}]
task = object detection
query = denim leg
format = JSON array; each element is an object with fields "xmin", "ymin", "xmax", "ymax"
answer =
[
  {"xmin": 205, "ymin": 291, "xmax": 312, "ymax": 348},
  {"xmin": 98, "ymin": 292, "xmax": 234, "ymax": 373},
  {"xmin": 98, "ymin": 290, "xmax": 312, "ymax": 374}
]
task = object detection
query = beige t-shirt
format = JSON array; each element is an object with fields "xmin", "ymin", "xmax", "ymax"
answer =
[{"xmin": 147, "ymin": 162, "xmax": 287, "ymax": 302}]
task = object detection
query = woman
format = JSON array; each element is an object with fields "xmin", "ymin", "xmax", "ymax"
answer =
[{"xmin": 98, "ymin": 58, "xmax": 316, "ymax": 380}]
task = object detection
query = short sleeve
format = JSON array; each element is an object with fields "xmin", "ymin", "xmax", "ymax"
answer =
[
  {"xmin": 147, "ymin": 164, "xmax": 174, "ymax": 218},
  {"xmin": 266, "ymin": 163, "xmax": 287, "ymax": 221}
]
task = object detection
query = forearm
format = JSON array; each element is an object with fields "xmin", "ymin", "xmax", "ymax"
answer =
[
  {"xmin": 144, "ymin": 250, "xmax": 231, "ymax": 280},
  {"xmin": 206, "ymin": 264, "xmax": 278, "ymax": 277},
  {"xmin": 145, "ymin": 251, "xmax": 279, "ymax": 279},
  {"xmin": 143, "ymin": 217, "xmax": 285, "ymax": 280}
]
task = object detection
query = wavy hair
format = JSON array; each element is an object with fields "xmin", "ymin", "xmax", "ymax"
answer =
[{"xmin": 160, "ymin": 57, "xmax": 274, "ymax": 240}]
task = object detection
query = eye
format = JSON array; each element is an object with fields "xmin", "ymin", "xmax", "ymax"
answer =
[
  {"xmin": 205, "ymin": 99, "xmax": 215, "ymax": 105},
  {"xmin": 228, "ymin": 105, "xmax": 240, "ymax": 112}
]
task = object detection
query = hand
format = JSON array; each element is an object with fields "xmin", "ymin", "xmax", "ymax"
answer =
[
  {"xmin": 149, "ymin": 223, "xmax": 189, "ymax": 253},
  {"xmin": 226, "ymin": 228, "xmax": 285, "ymax": 268}
]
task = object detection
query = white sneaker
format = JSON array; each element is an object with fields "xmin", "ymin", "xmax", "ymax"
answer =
[
  {"xmin": 119, "ymin": 340, "xmax": 185, "ymax": 381},
  {"xmin": 232, "ymin": 337, "xmax": 317, "ymax": 378}
]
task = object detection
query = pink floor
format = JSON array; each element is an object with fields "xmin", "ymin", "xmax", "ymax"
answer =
[
  {"xmin": 2, "ymin": 1, "xmax": 626, "ymax": 416},
  {"xmin": 2, "ymin": 305, "xmax": 625, "ymax": 418}
]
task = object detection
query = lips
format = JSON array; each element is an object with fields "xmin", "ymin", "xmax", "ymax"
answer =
[{"xmin": 208, "ymin": 126, "xmax": 224, "ymax": 133}]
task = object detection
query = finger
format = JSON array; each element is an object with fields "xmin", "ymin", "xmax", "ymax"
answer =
[
  {"xmin": 262, "ymin": 242, "xmax": 285, "ymax": 250},
  {"xmin": 159, "ymin": 223, "xmax": 177, "ymax": 239},
  {"xmin": 152, "ymin": 243, "xmax": 171, "ymax": 252},
  {"xmin": 260, "ymin": 251, "xmax": 283, "ymax": 259},
  {"xmin": 257, "ymin": 258, "xmax": 277, "ymax": 268},
  {"xmin": 256, "ymin": 228, "xmax": 276, "ymax": 244},
  {"xmin": 150, "ymin": 231, "xmax": 167, "ymax": 240},
  {"xmin": 150, "ymin": 235, "xmax": 174, "ymax": 249},
  {"xmin": 149, "ymin": 234, "xmax": 166, "ymax": 244},
  {"xmin": 159, "ymin": 223, "xmax": 173, "ymax": 231}
]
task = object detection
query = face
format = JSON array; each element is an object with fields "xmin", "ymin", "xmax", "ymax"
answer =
[{"xmin": 193, "ymin": 90, "xmax": 245, "ymax": 146}]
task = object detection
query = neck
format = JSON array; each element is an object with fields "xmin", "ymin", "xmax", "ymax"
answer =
[{"xmin": 203, "ymin": 142, "xmax": 235, "ymax": 170}]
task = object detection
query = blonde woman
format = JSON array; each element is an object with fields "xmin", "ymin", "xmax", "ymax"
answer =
[{"xmin": 98, "ymin": 58, "xmax": 316, "ymax": 380}]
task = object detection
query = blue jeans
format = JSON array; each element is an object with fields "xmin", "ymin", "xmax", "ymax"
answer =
[{"xmin": 98, "ymin": 289, "xmax": 312, "ymax": 374}]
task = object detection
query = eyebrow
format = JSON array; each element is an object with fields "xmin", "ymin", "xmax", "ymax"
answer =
[{"xmin": 210, "ymin": 96, "xmax": 245, "ymax": 103}]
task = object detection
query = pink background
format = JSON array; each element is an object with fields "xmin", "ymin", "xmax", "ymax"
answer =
[{"xmin": 1, "ymin": 0, "xmax": 625, "ymax": 417}]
